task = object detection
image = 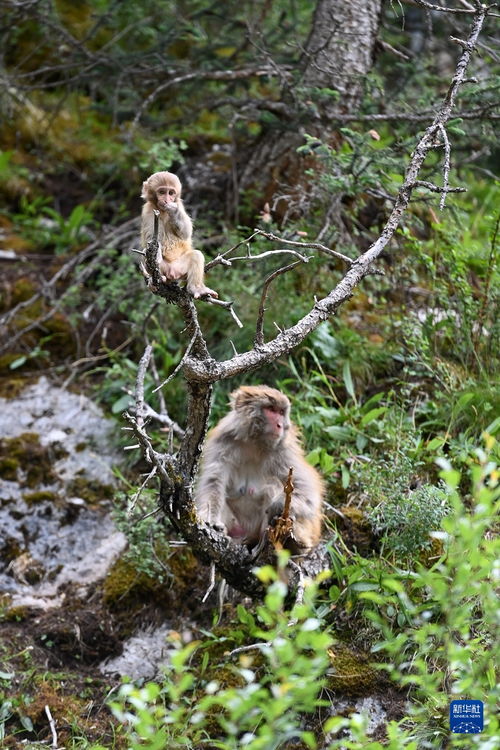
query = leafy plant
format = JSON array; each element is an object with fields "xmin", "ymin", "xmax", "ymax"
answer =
[
  {"xmin": 367, "ymin": 482, "xmax": 451, "ymax": 557},
  {"xmin": 109, "ymin": 561, "xmax": 332, "ymax": 749}
]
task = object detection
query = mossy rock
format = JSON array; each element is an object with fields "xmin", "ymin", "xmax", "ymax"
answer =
[
  {"xmin": 0, "ymin": 432, "xmax": 58, "ymax": 488},
  {"xmin": 326, "ymin": 643, "xmax": 378, "ymax": 696},
  {"xmin": 0, "ymin": 376, "xmax": 29, "ymax": 398},
  {"xmin": 23, "ymin": 490, "xmax": 60, "ymax": 505},
  {"xmin": 66, "ymin": 477, "xmax": 114, "ymax": 504},
  {"xmin": 0, "ymin": 456, "xmax": 19, "ymax": 481},
  {"xmin": 103, "ymin": 558, "xmax": 169, "ymax": 611}
]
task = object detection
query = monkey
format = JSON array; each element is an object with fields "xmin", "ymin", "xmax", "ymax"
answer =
[
  {"xmin": 194, "ymin": 385, "xmax": 323, "ymax": 553},
  {"xmin": 140, "ymin": 170, "xmax": 218, "ymax": 299}
]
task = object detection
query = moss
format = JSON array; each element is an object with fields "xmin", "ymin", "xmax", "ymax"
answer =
[
  {"xmin": 103, "ymin": 558, "xmax": 168, "ymax": 610},
  {"xmin": 167, "ymin": 547, "xmax": 200, "ymax": 588},
  {"xmin": 326, "ymin": 643, "xmax": 378, "ymax": 696},
  {"xmin": 0, "ymin": 432, "xmax": 57, "ymax": 488},
  {"xmin": 0, "ymin": 376, "xmax": 30, "ymax": 398},
  {"xmin": 0, "ymin": 538, "xmax": 22, "ymax": 564},
  {"xmin": 2, "ymin": 606, "xmax": 29, "ymax": 622},
  {"xmin": 23, "ymin": 490, "xmax": 59, "ymax": 505},
  {"xmin": 0, "ymin": 353, "xmax": 22, "ymax": 373},
  {"xmin": 22, "ymin": 679, "xmax": 85, "ymax": 732},
  {"xmin": 67, "ymin": 477, "xmax": 114, "ymax": 504},
  {"xmin": 11, "ymin": 277, "xmax": 37, "ymax": 305},
  {"xmin": 0, "ymin": 456, "xmax": 19, "ymax": 480},
  {"xmin": 44, "ymin": 311, "xmax": 77, "ymax": 360}
]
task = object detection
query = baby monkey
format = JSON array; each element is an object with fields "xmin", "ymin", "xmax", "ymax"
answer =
[
  {"xmin": 141, "ymin": 170, "xmax": 217, "ymax": 299},
  {"xmin": 194, "ymin": 385, "xmax": 323, "ymax": 552}
]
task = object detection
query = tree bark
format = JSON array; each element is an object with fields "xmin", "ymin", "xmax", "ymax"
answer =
[{"xmin": 237, "ymin": 0, "xmax": 382, "ymax": 208}]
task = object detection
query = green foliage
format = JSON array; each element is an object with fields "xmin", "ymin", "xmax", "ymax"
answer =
[
  {"xmin": 367, "ymin": 481, "xmax": 451, "ymax": 557},
  {"xmin": 138, "ymin": 140, "xmax": 188, "ymax": 174},
  {"xmin": 106, "ymin": 443, "xmax": 498, "ymax": 749},
  {"xmin": 299, "ymin": 128, "xmax": 406, "ymax": 199},
  {"xmin": 112, "ymin": 483, "xmax": 172, "ymax": 583},
  {"xmin": 347, "ymin": 438, "xmax": 499, "ymax": 748},
  {"xmin": 110, "ymin": 563, "xmax": 332, "ymax": 749},
  {"xmin": 14, "ymin": 197, "xmax": 96, "ymax": 253}
]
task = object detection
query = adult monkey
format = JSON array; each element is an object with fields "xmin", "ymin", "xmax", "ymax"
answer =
[
  {"xmin": 195, "ymin": 385, "xmax": 323, "ymax": 553},
  {"xmin": 141, "ymin": 171, "xmax": 218, "ymax": 299}
]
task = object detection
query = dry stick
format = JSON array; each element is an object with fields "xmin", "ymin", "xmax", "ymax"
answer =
[
  {"xmin": 135, "ymin": 344, "xmax": 153, "ymax": 429},
  {"xmin": 268, "ymin": 467, "xmax": 295, "ymax": 548},
  {"xmin": 438, "ymin": 122, "xmax": 452, "ymax": 210},
  {"xmin": 413, "ymin": 180, "xmax": 466, "ymax": 194},
  {"xmin": 202, "ymin": 295, "xmax": 243, "ymax": 328},
  {"xmin": 205, "ymin": 230, "xmax": 261, "ymax": 270},
  {"xmin": 253, "ymin": 229, "xmax": 353, "ymax": 265},
  {"xmin": 123, "ymin": 410, "xmax": 173, "ymax": 486},
  {"xmin": 255, "ymin": 260, "xmax": 304, "ymax": 347},
  {"xmin": 127, "ymin": 466, "xmax": 158, "ymax": 517},
  {"xmin": 282, "ymin": 467, "xmax": 294, "ymax": 521},
  {"xmin": 44, "ymin": 705, "xmax": 58, "ymax": 750},
  {"xmin": 202, "ymin": 562, "xmax": 216, "ymax": 603},
  {"xmin": 153, "ymin": 332, "xmax": 198, "ymax": 393}
]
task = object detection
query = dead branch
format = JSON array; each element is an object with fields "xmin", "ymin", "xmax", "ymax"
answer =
[{"xmin": 255, "ymin": 260, "xmax": 305, "ymax": 348}]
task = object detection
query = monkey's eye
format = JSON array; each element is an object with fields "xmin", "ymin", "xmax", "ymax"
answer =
[{"xmin": 168, "ymin": 189, "xmax": 176, "ymax": 196}]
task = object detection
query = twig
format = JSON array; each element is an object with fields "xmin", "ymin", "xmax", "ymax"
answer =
[
  {"xmin": 44, "ymin": 705, "xmax": 58, "ymax": 750},
  {"xmin": 202, "ymin": 562, "xmax": 216, "ymax": 603},
  {"xmin": 231, "ymin": 248, "xmax": 309, "ymax": 263},
  {"xmin": 255, "ymin": 261, "xmax": 304, "ymax": 347},
  {"xmin": 438, "ymin": 123, "xmax": 452, "ymax": 210},
  {"xmin": 229, "ymin": 642, "xmax": 270, "ymax": 657},
  {"xmin": 127, "ymin": 466, "xmax": 158, "ymax": 516},
  {"xmin": 267, "ymin": 467, "xmax": 295, "ymax": 548},
  {"xmin": 201, "ymin": 295, "xmax": 243, "ymax": 328},
  {"xmin": 412, "ymin": 180, "xmax": 466, "ymax": 194},
  {"xmin": 135, "ymin": 344, "xmax": 153, "ymax": 429},
  {"xmin": 205, "ymin": 230, "xmax": 261, "ymax": 269},
  {"xmin": 124, "ymin": 410, "xmax": 173, "ymax": 486},
  {"xmin": 253, "ymin": 229, "xmax": 353, "ymax": 265},
  {"xmin": 153, "ymin": 332, "xmax": 198, "ymax": 393}
]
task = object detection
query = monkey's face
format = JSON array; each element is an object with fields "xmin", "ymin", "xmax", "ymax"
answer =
[
  {"xmin": 262, "ymin": 404, "xmax": 289, "ymax": 444},
  {"xmin": 155, "ymin": 185, "xmax": 178, "ymax": 211}
]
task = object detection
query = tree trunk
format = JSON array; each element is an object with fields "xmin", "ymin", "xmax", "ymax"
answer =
[{"xmin": 237, "ymin": 0, "xmax": 382, "ymax": 215}]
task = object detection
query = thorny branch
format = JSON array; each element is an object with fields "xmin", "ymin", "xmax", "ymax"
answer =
[{"xmin": 125, "ymin": 3, "xmax": 492, "ymax": 599}]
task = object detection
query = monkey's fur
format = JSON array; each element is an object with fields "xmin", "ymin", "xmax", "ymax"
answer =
[
  {"xmin": 141, "ymin": 171, "xmax": 217, "ymax": 298},
  {"xmin": 195, "ymin": 385, "xmax": 323, "ymax": 551}
]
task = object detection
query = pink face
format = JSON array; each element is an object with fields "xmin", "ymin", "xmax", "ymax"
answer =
[
  {"xmin": 155, "ymin": 185, "xmax": 177, "ymax": 211},
  {"xmin": 263, "ymin": 405, "xmax": 288, "ymax": 442}
]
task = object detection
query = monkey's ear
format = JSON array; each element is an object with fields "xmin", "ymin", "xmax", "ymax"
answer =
[{"xmin": 140, "ymin": 180, "xmax": 150, "ymax": 200}]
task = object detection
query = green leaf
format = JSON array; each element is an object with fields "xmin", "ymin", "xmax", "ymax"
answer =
[
  {"xmin": 360, "ymin": 406, "xmax": 387, "ymax": 426},
  {"xmin": 324, "ymin": 425, "xmax": 352, "ymax": 441},
  {"xmin": 9, "ymin": 356, "xmax": 27, "ymax": 369},
  {"xmin": 111, "ymin": 393, "xmax": 134, "ymax": 414},
  {"xmin": 342, "ymin": 361, "xmax": 356, "ymax": 400}
]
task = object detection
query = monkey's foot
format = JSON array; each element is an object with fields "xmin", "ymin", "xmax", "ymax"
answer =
[{"xmin": 189, "ymin": 285, "xmax": 219, "ymax": 299}]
